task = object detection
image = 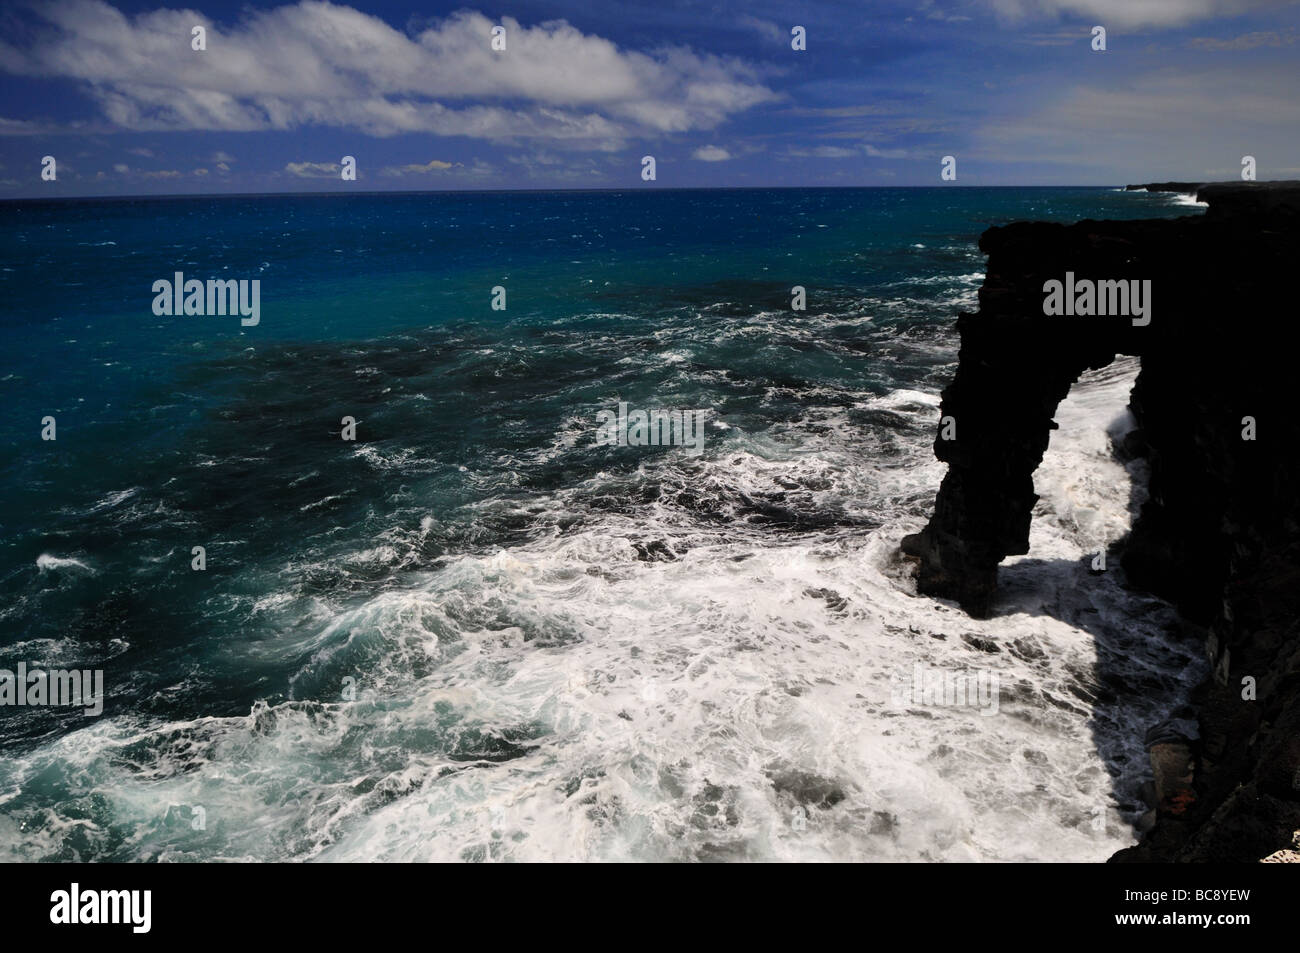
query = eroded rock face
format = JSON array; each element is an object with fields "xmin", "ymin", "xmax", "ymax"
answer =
[{"xmin": 902, "ymin": 181, "xmax": 1300, "ymax": 861}]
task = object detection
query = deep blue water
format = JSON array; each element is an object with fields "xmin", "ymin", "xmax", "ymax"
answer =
[{"xmin": 0, "ymin": 187, "xmax": 1205, "ymax": 861}]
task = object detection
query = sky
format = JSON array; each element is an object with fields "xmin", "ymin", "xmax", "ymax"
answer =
[{"xmin": 1, "ymin": 0, "xmax": 1298, "ymax": 196}]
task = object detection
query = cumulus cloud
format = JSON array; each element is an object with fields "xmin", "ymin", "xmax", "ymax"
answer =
[
  {"xmin": 507, "ymin": 151, "xmax": 606, "ymax": 181},
  {"xmin": 285, "ymin": 160, "xmax": 340, "ymax": 177},
  {"xmin": 0, "ymin": 1, "xmax": 776, "ymax": 148},
  {"xmin": 380, "ymin": 159, "xmax": 457, "ymax": 176},
  {"xmin": 692, "ymin": 145, "xmax": 731, "ymax": 161},
  {"xmin": 985, "ymin": 0, "xmax": 1294, "ymax": 29}
]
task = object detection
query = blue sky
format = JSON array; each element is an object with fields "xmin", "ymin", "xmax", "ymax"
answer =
[{"xmin": 2, "ymin": 0, "xmax": 1298, "ymax": 196}]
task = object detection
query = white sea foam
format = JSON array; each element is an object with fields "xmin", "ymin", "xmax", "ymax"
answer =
[
  {"xmin": 35, "ymin": 554, "xmax": 93, "ymax": 573},
  {"xmin": 0, "ymin": 359, "xmax": 1201, "ymax": 862}
]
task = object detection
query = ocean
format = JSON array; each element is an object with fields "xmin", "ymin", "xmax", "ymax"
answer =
[{"xmin": 0, "ymin": 186, "xmax": 1209, "ymax": 861}]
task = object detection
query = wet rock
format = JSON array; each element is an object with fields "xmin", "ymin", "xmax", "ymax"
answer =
[
  {"xmin": 766, "ymin": 768, "xmax": 848, "ymax": 810},
  {"xmin": 1148, "ymin": 740, "xmax": 1196, "ymax": 817},
  {"xmin": 804, "ymin": 587, "xmax": 849, "ymax": 612},
  {"xmin": 961, "ymin": 633, "xmax": 1000, "ymax": 654},
  {"xmin": 1124, "ymin": 182, "xmax": 1204, "ymax": 194}
]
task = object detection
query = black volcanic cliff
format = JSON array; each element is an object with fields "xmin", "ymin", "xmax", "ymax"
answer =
[{"xmin": 902, "ymin": 181, "xmax": 1300, "ymax": 862}]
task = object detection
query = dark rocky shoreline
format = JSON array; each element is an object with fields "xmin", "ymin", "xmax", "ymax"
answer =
[
  {"xmin": 1123, "ymin": 182, "xmax": 1205, "ymax": 193},
  {"xmin": 902, "ymin": 181, "xmax": 1300, "ymax": 862}
]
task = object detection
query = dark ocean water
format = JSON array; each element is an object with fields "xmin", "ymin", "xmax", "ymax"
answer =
[{"xmin": 0, "ymin": 187, "xmax": 1208, "ymax": 861}]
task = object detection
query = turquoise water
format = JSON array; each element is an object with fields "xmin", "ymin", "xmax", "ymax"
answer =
[{"xmin": 0, "ymin": 187, "xmax": 1206, "ymax": 861}]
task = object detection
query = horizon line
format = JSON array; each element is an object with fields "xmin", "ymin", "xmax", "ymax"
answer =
[{"xmin": 0, "ymin": 182, "xmax": 1206, "ymax": 203}]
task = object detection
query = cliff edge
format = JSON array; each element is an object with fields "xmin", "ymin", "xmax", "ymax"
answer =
[{"xmin": 901, "ymin": 181, "xmax": 1300, "ymax": 862}]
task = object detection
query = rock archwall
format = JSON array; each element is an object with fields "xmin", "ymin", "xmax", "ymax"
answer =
[{"xmin": 902, "ymin": 182, "xmax": 1300, "ymax": 861}]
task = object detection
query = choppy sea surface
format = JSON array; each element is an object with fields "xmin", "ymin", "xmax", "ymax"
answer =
[{"xmin": 0, "ymin": 187, "xmax": 1208, "ymax": 861}]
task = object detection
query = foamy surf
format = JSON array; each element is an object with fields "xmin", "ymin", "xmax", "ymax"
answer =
[
  {"xmin": 1, "ymin": 187, "xmax": 1214, "ymax": 864},
  {"xmin": 0, "ymin": 359, "xmax": 1200, "ymax": 863},
  {"xmin": 35, "ymin": 554, "xmax": 94, "ymax": 573}
]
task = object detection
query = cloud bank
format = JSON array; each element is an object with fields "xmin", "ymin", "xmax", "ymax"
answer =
[{"xmin": 0, "ymin": 1, "xmax": 777, "ymax": 148}]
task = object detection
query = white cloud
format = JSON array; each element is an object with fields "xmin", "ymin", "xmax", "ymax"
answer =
[
  {"xmin": 985, "ymin": 0, "xmax": 1293, "ymax": 29},
  {"xmin": 508, "ymin": 152, "xmax": 564, "ymax": 167},
  {"xmin": 0, "ymin": 116, "xmax": 48, "ymax": 135},
  {"xmin": 1189, "ymin": 28, "xmax": 1298, "ymax": 49},
  {"xmin": 863, "ymin": 144, "xmax": 909, "ymax": 159},
  {"xmin": 0, "ymin": 1, "xmax": 776, "ymax": 148},
  {"xmin": 380, "ymin": 159, "xmax": 457, "ymax": 176},
  {"xmin": 784, "ymin": 145, "xmax": 856, "ymax": 158},
  {"xmin": 113, "ymin": 162, "xmax": 128, "ymax": 173},
  {"xmin": 736, "ymin": 16, "xmax": 786, "ymax": 43},
  {"xmin": 971, "ymin": 61, "xmax": 1300, "ymax": 179},
  {"xmin": 917, "ymin": 0, "xmax": 975, "ymax": 21},
  {"xmin": 507, "ymin": 152, "xmax": 606, "ymax": 180},
  {"xmin": 783, "ymin": 143, "xmax": 909, "ymax": 159},
  {"xmin": 285, "ymin": 160, "xmax": 340, "ymax": 177},
  {"xmin": 692, "ymin": 145, "xmax": 731, "ymax": 161}
]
